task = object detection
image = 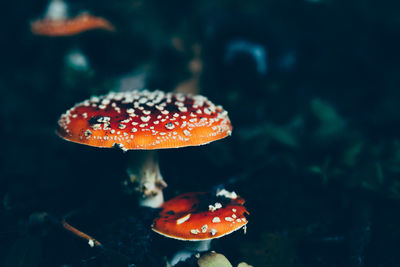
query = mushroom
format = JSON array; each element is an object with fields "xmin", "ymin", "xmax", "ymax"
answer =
[
  {"xmin": 152, "ymin": 190, "xmax": 248, "ymax": 265},
  {"xmin": 197, "ymin": 251, "xmax": 233, "ymax": 267},
  {"xmin": 31, "ymin": 0, "xmax": 114, "ymax": 36},
  {"xmin": 56, "ymin": 90, "xmax": 232, "ymax": 207}
]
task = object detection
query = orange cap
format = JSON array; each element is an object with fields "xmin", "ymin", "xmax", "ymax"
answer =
[
  {"xmin": 152, "ymin": 190, "xmax": 248, "ymax": 241},
  {"xmin": 31, "ymin": 13, "xmax": 115, "ymax": 36},
  {"xmin": 57, "ymin": 90, "xmax": 232, "ymax": 150}
]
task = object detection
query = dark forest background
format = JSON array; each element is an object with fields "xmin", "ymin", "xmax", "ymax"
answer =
[{"xmin": 1, "ymin": 0, "xmax": 400, "ymax": 266}]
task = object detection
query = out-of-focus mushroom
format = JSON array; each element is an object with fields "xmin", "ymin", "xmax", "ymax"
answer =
[
  {"xmin": 31, "ymin": 0, "xmax": 114, "ymax": 36},
  {"xmin": 197, "ymin": 251, "xmax": 233, "ymax": 267},
  {"xmin": 64, "ymin": 47, "xmax": 90, "ymax": 72},
  {"xmin": 237, "ymin": 262, "xmax": 254, "ymax": 267},
  {"xmin": 152, "ymin": 189, "xmax": 248, "ymax": 265},
  {"xmin": 57, "ymin": 90, "xmax": 232, "ymax": 207}
]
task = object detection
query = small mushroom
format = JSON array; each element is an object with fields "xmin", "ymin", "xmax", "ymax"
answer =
[
  {"xmin": 56, "ymin": 90, "xmax": 232, "ymax": 207},
  {"xmin": 152, "ymin": 190, "xmax": 248, "ymax": 241},
  {"xmin": 31, "ymin": 0, "xmax": 114, "ymax": 36},
  {"xmin": 152, "ymin": 190, "xmax": 248, "ymax": 266},
  {"xmin": 197, "ymin": 251, "xmax": 233, "ymax": 267}
]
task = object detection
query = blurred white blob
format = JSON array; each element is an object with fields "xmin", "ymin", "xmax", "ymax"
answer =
[
  {"xmin": 64, "ymin": 48, "xmax": 90, "ymax": 71},
  {"xmin": 45, "ymin": 0, "xmax": 68, "ymax": 20}
]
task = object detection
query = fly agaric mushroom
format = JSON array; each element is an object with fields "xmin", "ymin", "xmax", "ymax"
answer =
[
  {"xmin": 31, "ymin": 0, "xmax": 114, "ymax": 36},
  {"xmin": 56, "ymin": 90, "xmax": 232, "ymax": 207},
  {"xmin": 152, "ymin": 190, "xmax": 248, "ymax": 265}
]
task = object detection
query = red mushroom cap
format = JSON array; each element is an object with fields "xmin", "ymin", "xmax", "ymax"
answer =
[
  {"xmin": 152, "ymin": 190, "xmax": 248, "ymax": 241},
  {"xmin": 31, "ymin": 13, "xmax": 115, "ymax": 36},
  {"xmin": 57, "ymin": 90, "xmax": 232, "ymax": 150}
]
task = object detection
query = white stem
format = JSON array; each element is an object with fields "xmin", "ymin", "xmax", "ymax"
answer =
[
  {"xmin": 138, "ymin": 188, "xmax": 164, "ymax": 208},
  {"xmin": 125, "ymin": 150, "xmax": 167, "ymax": 208},
  {"xmin": 169, "ymin": 240, "xmax": 212, "ymax": 266},
  {"xmin": 186, "ymin": 240, "xmax": 212, "ymax": 252},
  {"xmin": 45, "ymin": 0, "xmax": 68, "ymax": 20}
]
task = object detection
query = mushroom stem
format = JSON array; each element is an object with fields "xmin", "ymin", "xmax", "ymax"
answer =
[
  {"xmin": 45, "ymin": 0, "xmax": 68, "ymax": 20},
  {"xmin": 186, "ymin": 239, "xmax": 212, "ymax": 252},
  {"xmin": 169, "ymin": 240, "xmax": 212, "ymax": 266},
  {"xmin": 125, "ymin": 150, "xmax": 167, "ymax": 208}
]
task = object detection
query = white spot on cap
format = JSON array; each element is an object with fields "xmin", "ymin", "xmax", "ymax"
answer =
[
  {"xmin": 212, "ymin": 217, "xmax": 221, "ymax": 223},
  {"xmin": 92, "ymin": 124, "xmax": 101, "ymax": 130},
  {"xmin": 190, "ymin": 229, "xmax": 200, "ymax": 235},
  {"xmin": 225, "ymin": 217, "xmax": 234, "ymax": 222},
  {"xmin": 209, "ymin": 203, "xmax": 222, "ymax": 212},
  {"xmin": 165, "ymin": 122, "xmax": 175, "ymax": 130},
  {"xmin": 216, "ymin": 189, "xmax": 237, "ymax": 199},
  {"xmin": 178, "ymin": 106, "xmax": 188, "ymax": 112},
  {"xmin": 176, "ymin": 214, "xmax": 191, "ymax": 225},
  {"xmin": 210, "ymin": 229, "xmax": 217, "ymax": 236},
  {"xmin": 97, "ymin": 116, "xmax": 110, "ymax": 123},
  {"xmin": 141, "ymin": 116, "xmax": 151, "ymax": 122},
  {"xmin": 84, "ymin": 130, "xmax": 92, "ymax": 138}
]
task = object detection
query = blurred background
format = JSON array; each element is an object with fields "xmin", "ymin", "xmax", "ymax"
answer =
[{"xmin": 1, "ymin": 0, "xmax": 400, "ymax": 266}]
